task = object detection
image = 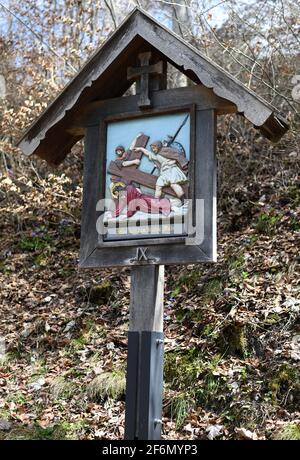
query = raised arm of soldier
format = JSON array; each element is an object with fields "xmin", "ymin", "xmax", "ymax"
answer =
[
  {"xmin": 122, "ymin": 158, "xmax": 140, "ymax": 166},
  {"xmin": 115, "ymin": 145, "xmax": 140, "ymax": 167}
]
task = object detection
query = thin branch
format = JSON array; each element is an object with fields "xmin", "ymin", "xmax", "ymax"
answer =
[
  {"xmin": 279, "ymin": 0, "xmax": 300, "ymax": 46},
  {"xmin": 155, "ymin": 0, "xmax": 228, "ymax": 16},
  {"xmin": 172, "ymin": 2, "xmax": 184, "ymax": 38},
  {"xmin": 104, "ymin": 0, "xmax": 117, "ymax": 29},
  {"xmin": 200, "ymin": 13, "xmax": 299, "ymax": 115}
]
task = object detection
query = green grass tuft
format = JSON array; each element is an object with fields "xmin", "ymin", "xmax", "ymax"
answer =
[
  {"xmin": 169, "ymin": 393, "xmax": 192, "ymax": 429},
  {"xmin": 87, "ymin": 370, "xmax": 126, "ymax": 402},
  {"xmin": 273, "ymin": 423, "xmax": 300, "ymax": 440},
  {"xmin": 50, "ymin": 376, "xmax": 77, "ymax": 400}
]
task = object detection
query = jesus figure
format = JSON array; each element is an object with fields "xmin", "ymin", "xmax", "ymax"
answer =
[{"xmin": 109, "ymin": 182, "xmax": 171, "ymax": 218}]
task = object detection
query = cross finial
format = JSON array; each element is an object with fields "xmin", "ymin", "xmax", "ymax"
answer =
[{"xmin": 127, "ymin": 52, "xmax": 164, "ymax": 108}]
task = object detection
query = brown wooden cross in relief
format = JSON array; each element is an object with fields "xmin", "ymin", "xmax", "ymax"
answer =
[
  {"xmin": 108, "ymin": 160, "xmax": 188, "ymax": 198},
  {"xmin": 127, "ymin": 52, "xmax": 164, "ymax": 108}
]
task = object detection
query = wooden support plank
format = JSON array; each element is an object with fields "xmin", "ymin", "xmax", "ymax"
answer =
[
  {"xmin": 80, "ymin": 124, "xmax": 101, "ymax": 263},
  {"xmin": 195, "ymin": 109, "xmax": 217, "ymax": 260},
  {"xmin": 84, "ymin": 85, "xmax": 236, "ymax": 127}
]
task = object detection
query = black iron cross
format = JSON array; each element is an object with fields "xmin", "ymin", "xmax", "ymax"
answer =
[{"xmin": 127, "ymin": 52, "xmax": 163, "ymax": 108}]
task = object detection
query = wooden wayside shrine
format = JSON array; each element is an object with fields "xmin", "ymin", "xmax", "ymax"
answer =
[{"xmin": 18, "ymin": 7, "xmax": 288, "ymax": 440}]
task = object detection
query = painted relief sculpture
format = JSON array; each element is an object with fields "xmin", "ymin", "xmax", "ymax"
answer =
[{"xmin": 104, "ymin": 112, "xmax": 190, "ymax": 236}]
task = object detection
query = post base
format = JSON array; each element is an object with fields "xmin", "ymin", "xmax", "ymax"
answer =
[{"xmin": 125, "ymin": 331, "xmax": 164, "ymax": 440}]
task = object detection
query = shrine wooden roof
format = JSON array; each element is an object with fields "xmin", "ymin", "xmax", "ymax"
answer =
[{"xmin": 18, "ymin": 7, "xmax": 289, "ymax": 165}]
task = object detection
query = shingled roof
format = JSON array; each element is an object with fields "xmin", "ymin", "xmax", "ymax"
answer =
[{"xmin": 18, "ymin": 6, "xmax": 288, "ymax": 165}]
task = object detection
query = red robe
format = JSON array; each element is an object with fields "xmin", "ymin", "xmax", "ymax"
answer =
[{"xmin": 113, "ymin": 185, "xmax": 171, "ymax": 218}]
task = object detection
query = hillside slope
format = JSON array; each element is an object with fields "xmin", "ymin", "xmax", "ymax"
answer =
[{"xmin": 0, "ymin": 125, "xmax": 299, "ymax": 440}]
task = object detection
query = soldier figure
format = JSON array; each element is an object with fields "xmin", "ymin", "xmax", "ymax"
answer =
[{"xmin": 134, "ymin": 141, "xmax": 188, "ymax": 199}]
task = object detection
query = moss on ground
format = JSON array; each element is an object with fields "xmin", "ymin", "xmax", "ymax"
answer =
[
  {"xmin": 171, "ymin": 269, "xmax": 201, "ymax": 297},
  {"xmin": 202, "ymin": 278, "xmax": 224, "ymax": 302},
  {"xmin": 217, "ymin": 324, "xmax": 248, "ymax": 357},
  {"xmin": 164, "ymin": 349, "xmax": 231, "ymax": 413},
  {"xmin": 164, "ymin": 348, "xmax": 204, "ymax": 389},
  {"xmin": 254, "ymin": 212, "xmax": 281, "ymax": 235},
  {"xmin": 0, "ymin": 424, "xmax": 67, "ymax": 440},
  {"xmin": 89, "ymin": 280, "xmax": 113, "ymax": 305},
  {"xmin": 268, "ymin": 363, "xmax": 300, "ymax": 407}
]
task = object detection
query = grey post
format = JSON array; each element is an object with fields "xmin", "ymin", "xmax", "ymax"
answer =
[{"xmin": 125, "ymin": 265, "xmax": 164, "ymax": 440}]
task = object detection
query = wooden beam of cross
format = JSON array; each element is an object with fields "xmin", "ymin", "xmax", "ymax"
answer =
[
  {"xmin": 127, "ymin": 52, "xmax": 163, "ymax": 108},
  {"xmin": 108, "ymin": 133, "xmax": 149, "ymax": 184},
  {"xmin": 122, "ymin": 133, "xmax": 149, "ymax": 174},
  {"xmin": 108, "ymin": 161, "xmax": 188, "ymax": 198}
]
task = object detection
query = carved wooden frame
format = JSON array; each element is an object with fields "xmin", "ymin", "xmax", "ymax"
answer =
[{"xmin": 79, "ymin": 86, "xmax": 216, "ymax": 268}]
